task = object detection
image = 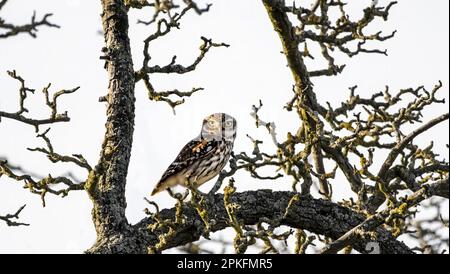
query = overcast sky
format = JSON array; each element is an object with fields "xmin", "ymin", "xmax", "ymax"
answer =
[{"xmin": 0, "ymin": 0, "xmax": 448, "ymax": 253}]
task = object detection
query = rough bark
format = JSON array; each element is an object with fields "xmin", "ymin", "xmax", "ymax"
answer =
[
  {"xmin": 86, "ymin": 0, "xmax": 136, "ymax": 252},
  {"xmin": 87, "ymin": 190, "xmax": 412, "ymax": 254}
]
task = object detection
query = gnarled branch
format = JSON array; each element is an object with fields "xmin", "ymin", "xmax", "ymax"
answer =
[
  {"xmin": 130, "ymin": 190, "xmax": 413, "ymax": 254},
  {"xmin": 0, "ymin": 70, "xmax": 79, "ymax": 132}
]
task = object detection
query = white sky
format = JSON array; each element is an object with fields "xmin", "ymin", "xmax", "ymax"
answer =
[{"xmin": 0, "ymin": 0, "xmax": 448, "ymax": 253}]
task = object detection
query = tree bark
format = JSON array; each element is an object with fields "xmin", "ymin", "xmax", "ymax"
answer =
[
  {"xmin": 86, "ymin": 0, "xmax": 136, "ymax": 252},
  {"xmin": 88, "ymin": 190, "xmax": 413, "ymax": 254}
]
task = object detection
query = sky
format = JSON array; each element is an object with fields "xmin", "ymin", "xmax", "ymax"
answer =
[{"xmin": 0, "ymin": 0, "xmax": 448, "ymax": 253}]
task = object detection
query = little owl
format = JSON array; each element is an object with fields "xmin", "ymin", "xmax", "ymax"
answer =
[{"xmin": 151, "ymin": 113, "xmax": 237, "ymax": 195}]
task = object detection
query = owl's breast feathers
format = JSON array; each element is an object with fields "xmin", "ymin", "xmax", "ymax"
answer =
[{"xmin": 153, "ymin": 138, "xmax": 220, "ymax": 193}]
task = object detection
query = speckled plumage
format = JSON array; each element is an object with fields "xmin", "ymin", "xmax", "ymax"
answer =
[{"xmin": 151, "ymin": 113, "xmax": 237, "ymax": 195}]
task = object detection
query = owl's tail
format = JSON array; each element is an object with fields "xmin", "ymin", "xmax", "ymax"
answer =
[
  {"xmin": 150, "ymin": 185, "xmax": 163, "ymax": 196},
  {"xmin": 151, "ymin": 178, "xmax": 171, "ymax": 196}
]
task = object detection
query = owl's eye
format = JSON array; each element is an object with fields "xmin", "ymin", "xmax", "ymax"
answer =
[
  {"xmin": 208, "ymin": 120, "xmax": 216, "ymax": 127},
  {"xmin": 225, "ymin": 120, "xmax": 233, "ymax": 127}
]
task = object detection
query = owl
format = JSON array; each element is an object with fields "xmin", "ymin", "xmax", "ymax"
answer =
[{"xmin": 151, "ymin": 113, "xmax": 237, "ymax": 196}]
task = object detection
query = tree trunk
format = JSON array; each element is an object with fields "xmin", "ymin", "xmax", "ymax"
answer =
[{"xmin": 86, "ymin": 0, "xmax": 136, "ymax": 253}]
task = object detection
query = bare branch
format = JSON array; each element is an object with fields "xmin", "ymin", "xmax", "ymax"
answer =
[
  {"xmin": 131, "ymin": 1, "xmax": 228, "ymax": 111},
  {"xmin": 0, "ymin": 159, "xmax": 85, "ymax": 207},
  {"xmin": 0, "ymin": 70, "xmax": 79, "ymax": 132},
  {"xmin": 0, "ymin": 205, "xmax": 29, "ymax": 227},
  {"xmin": 138, "ymin": 37, "xmax": 229, "ymax": 77},
  {"xmin": 27, "ymin": 128, "xmax": 92, "ymax": 171},
  {"xmin": 321, "ymin": 178, "xmax": 449, "ymax": 254},
  {"xmin": 0, "ymin": 2, "xmax": 59, "ymax": 39},
  {"xmin": 378, "ymin": 113, "xmax": 449, "ymax": 179},
  {"xmin": 140, "ymin": 73, "xmax": 203, "ymax": 112},
  {"xmin": 367, "ymin": 113, "xmax": 450, "ymax": 212}
]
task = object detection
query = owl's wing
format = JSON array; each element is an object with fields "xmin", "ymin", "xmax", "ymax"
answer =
[{"xmin": 151, "ymin": 137, "xmax": 219, "ymax": 195}]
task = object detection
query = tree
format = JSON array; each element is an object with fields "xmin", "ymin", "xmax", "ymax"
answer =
[{"xmin": 0, "ymin": 0, "xmax": 448, "ymax": 254}]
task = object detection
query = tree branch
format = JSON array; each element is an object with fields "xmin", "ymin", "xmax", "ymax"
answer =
[
  {"xmin": 0, "ymin": 70, "xmax": 79, "ymax": 132},
  {"xmin": 321, "ymin": 178, "xmax": 449, "ymax": 254},
  {"xmin": 0, "ymin": 1, "xmax": 59, "ymax": 39},
  {"xmin": 132, "ymin": 190, "xmax": 413, "ymax": 254},
  {"xmin": 0, "ymin": 205, "xmax": 29, "ymax": 227},
  {"xmin": 0, "ymin": 159, "xmax": 85, "ymax": 207},
  {"xmin": 132, "ymin": 1, "xmax": 227, "ymax": 110},
  {"xmin": 27, "ymin": 128, "xmax": 92, "ymax": 171},
  {"xmin": 378, "ymin": 113, "xmax": 449, "ymax": 179},
  {"xmin": 368, "ymin": 113, "xmax": 450, "ymax": 212}
]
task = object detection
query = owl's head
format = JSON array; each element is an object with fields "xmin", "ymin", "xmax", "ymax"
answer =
[{"xmin": 201, "ymin": 113, "xmax": 237, "ymax": 142}]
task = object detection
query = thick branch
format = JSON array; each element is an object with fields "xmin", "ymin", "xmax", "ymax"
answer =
[
  {"xmin": 132, "ymin": 190, "xmax": 412, "ymax": 254},
  {"xmin": 262, "ymin": 0, "xmax": 311, "ymax": 91}
]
